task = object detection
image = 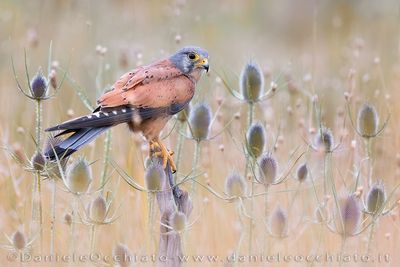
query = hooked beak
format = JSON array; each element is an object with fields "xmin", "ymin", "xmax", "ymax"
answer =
[{"xmin": 199, "ymin": 58, "xmax": 209, "ymax": 72}]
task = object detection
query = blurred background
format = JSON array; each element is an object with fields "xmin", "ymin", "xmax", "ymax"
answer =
[{"xmin": 0, "ymin": 0, "xmax": 400, "ymax": 266}]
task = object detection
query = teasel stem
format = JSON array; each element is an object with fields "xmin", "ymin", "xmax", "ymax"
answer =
[
  {"xmin": 147, "ymin": 192, "xmax": 156, "ymax": 252},
  {"xmin": 263, "ymin": 184, "xmax": 270, "ymax": 254},
  {"xmin": 100, "ymin": 129, "xmax": 112, "ymax": 194},
  {"xmin": 323, "ymin": 153, "xmax": 332, "ymax": 196},
  {"xmin": 365, "ymin": 138, "xmax": 373, "ymax": 187},
  {"xmin": 174, "ymin": 122, "xmax": 185, "ymax": 183},
  {"xmin": 246, "ymin": 103, "xmax": 255, "ymax": 255},
  {"xmin": 366, "ymin": 218, "xmax": 376, "ymax": 254},
  {"xmin": 191, "ymin": 140, "xmax": 201, "ymax": 193},
  {"xmin": 36, "ymin": 99, "xmax": 42, "ymax": 147},
  {"xmin": 29, "ymin": 98, "xmax": 43, "ymax": 253},
  {"xmin": 32, "ymin": 170, "xmax": 43, "ymax": 253},
  {"xmin": 69, "ymin": 196, "xmax": 78, "ymax": 260},
  {"xmin": 90, "ymin": 225, "xmax": 97, "ymax": 254},
  {"xmin": 235, "ymin": 200, "xmax": 245, "ymax": 256},
  {"xmin": 339, "ymin": 237, "xmax": 347, "ymax": 267},
  {"xmin": 50, "ymin": 177, "xmax": 57, "ymax": 265}
]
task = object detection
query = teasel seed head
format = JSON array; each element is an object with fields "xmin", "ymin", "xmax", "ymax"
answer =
[
  {"xmin": 246, "ymin": 123, "xmax": 266, "ymax": 158},
  {"xmin": 315, "ymin": 127, "xmax": 334, "ymax": 152},
  {"xmin": 269, "ymin": 206, "xmax": 288, "ymax": 238},
  {"xmin": 188, "ymin": 103, "xmax": 212, "ymax": 141},
  {"xmin": 113, "ymin": 243, "xmax": 133, "ymax": 267},
  {"xmin": 44, "ymin": 136, "xmax": 68, "ymax": 179},
  {"xmin": 258, "ymin": 154, "xmax": 278, "ymax": 185},
  {"xmin": 296, "ymin": 163, "xmax": 308, "ymax": 183},
  {"xmin": 12, "ymin": 230, "xmax": 26, "ymax": 250},
  {"xmin": 225, "ymin": 172, "xmax": 247, "ymax": 198},
  {"xmin": 31, "ymin": 151, "xmax": 46, "ymax": 171},
  {"xmin": 145, "ymin": 162, "xmax": 165, "ymax": 191},
  {"xmin": 357, "ymin": 103, "xmax": 379, "ymax": 138},
  {"xmin": 240, "ymin": 61, "xmax": 264, "ymax": 103},
  {"xmin": 90, "ymin": 195, "xmax": 107, "ymax": 222},
  {"xmin": 366, "ymin": 181, "xmax": 386, "ymax": 214},
  {"xmin": 30, "ymin": 68, "xmax": 48, "ymax": 99},
  {"xmin": 169, "ymin": 211, "xmax": 187, "ymax": 232},
  {"xmin": 336, "ymin": 194, "xmax": 361, "ymax": 236},
  {"xmin": 66, "ymin": 157, "xmax": 92, "ymax": 194}
]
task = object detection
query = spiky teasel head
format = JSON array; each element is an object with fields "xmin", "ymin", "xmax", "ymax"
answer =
[
  {"xmin": 90, "ymin": 195, "xmax": 108, "ymax": 223},
  {"xmin": 366, "ymin": 181, "xmax": 386, "ymax": 215},
  {"xmin": 30, "ymin": 68, "xmax": 48, "ymax": 99},
  {"xmin": 225, "ymin": 172, "xmax": 247, "ymax": 198},
  {"xmin": 246, "ymin": 123, "xmax": 266, "ymax": 158},
  {"xmin": 169, "ymin": 211, "xmax": 187, "ymax": 232},
  {"xmin": 315, "ymin": 127, "xmax": 334, "ymax": 153},
  {"xmin": 240, "ymin": 61, "xmax": 264, "ymax": 103},
  {"xmin": 113, "ymin": 243, "xmax": 133, "ymax": 267},
  {"xmin": 296, "ymin": 163, "xmax": 308, "ymax": 183},
  {"xmin": 66, "ymin": 157, "xmax": 92, "ymax": 194},
  {"xmin": 188, "ymin": 103, "xmax": 212, "ymax": 141},
  {"xmin": 145, "ymin": 162, "xmax": 165, "ymax": 191},
  {"xmin": 31, "ymin": 151, "xmax": 46, "ymax": 171},
  {"xmin": 336, "ymin": 194, "xmax": 361, "ymax": 237},
  {"xmin": 12, "ymin": 230, "xmax": 26, "ymax": 250},
  {"xmin": 258, "ymin": 153, "xmax": 278, "ymax": 185},
  {"xmin": 357, "ymin": 103, "xmax": 379, "ymax": 138},
  {"xmin": 269, "ymin": 206, "xmax": 288, "ymax": 238}
]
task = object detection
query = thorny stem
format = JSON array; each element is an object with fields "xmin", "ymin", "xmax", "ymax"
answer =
[
  {"xmin": 90, "ymin": 225, "xmax": 97, "ymax": 254},
  {"xmin": 50, "ymin": 178, "xmax": 57, "ymax": 266},
  {"xmin": 235, "ymin": 201, "xmax": 245, "ymax": 258},
  {"xmin": 366, "ymin": 219, "xmax": 376, "ymax": 254},
  {"xmin": 246, "ymin": 102, "xmax": 255, "ymax": 255},
  {"xmin": 191, "ymin": 141, "xmax": 201, "ymax": 193},
  {"xmin": 100, "ymin": 129, "xmax": 112, "ymax": 194},
  {"xmin": 69, "ymin": 196, "xmax": 78, "ymax": 261},
  {"xmin": 36, "ymin": 100, "xmax": 42, "ymax": 147},
  {"xmin": 365, "ymin": 138, "xmax": 373, "ymax": 187},
  {"xmin": 339, "ymin": 237, "xmax": 347, "ymax": 267},
  {"xmin": 263, "ymin": 185, "xmax": 269, "ymax": 254},
  {"xmin": 147, "ymin": 193, "xmax": 156, "ymax": 252}
]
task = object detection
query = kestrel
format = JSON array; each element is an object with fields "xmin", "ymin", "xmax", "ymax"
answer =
[{"xmin": 45, "ymin": 46, "xmax": 209, "ymax": 172}]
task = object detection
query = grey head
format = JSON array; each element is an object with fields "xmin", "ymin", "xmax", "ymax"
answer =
[{"xmin": 170, "ymin": 46, "xmax": 209, "ymax": 74}]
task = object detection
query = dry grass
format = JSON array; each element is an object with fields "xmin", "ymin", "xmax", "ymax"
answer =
[{"xmin": 0, "ymin": 0, "xmax": 400, "ymax": 266}]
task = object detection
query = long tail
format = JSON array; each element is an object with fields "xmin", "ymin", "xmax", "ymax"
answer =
[
  {"xmin": 44, "ymin": 106, "xmax": 134, "ymax": 160},
  {"xmin": 45, "ymin": 126, "xmax": 111, "ymax": 160}
]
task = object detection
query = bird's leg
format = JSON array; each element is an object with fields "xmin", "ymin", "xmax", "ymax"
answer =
[{"xmin": 150, "ymin": 138, "xmax": 176, "ymax": 173}]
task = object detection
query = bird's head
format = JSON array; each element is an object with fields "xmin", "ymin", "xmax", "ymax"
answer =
[{"xmin": 170, "ymin": 46, "xmax": 209, "ymax": 75}]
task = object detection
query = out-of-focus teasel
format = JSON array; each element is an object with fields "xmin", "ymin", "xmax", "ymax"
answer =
[
  {"xmin": 1, "ymin": 229, "xmax": 35, "ymax": 253},
  {"xmin": 81, "ymin": 194, "xmax": 120, "ymax": 253},
  {"xmin": 225, "ymin": 172, "xmax": 247, "ymax": 199},
  {"xmin": 328, "ymin": 194, "xmax": 363, "ymax": 237},
  {"xmin": 296, "ymin": 163, "xmax": 308, "ymax": 183},
  {"xmin": 347, "ymin": 102, "xmax": 390, "ymax": 186},
  {"xmin": 188, "ymin": 103, "xmax": 212, "ymax": 142},
  {"xmin": 268, "ymin": 206, "xmax": 289, "ymax": 238},
  {"xmin": 246, "ymin": 123, "xmax": 266, "ymax": 159},
  {"xmin": 218, "ymin": 61, "xmax": 278, "ymax": 105},
  {"xmin": 160, "ymin": 210, "xmax": 199, "ymax": 235},
  {"xmin": 64, "ymin": 157, "xmax": 93, "ymax": 195}
]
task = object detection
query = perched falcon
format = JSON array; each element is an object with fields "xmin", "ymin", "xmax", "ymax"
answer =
[{"xmin": 45, "ymin": 46, "xmax": 209, "ymax": 172}]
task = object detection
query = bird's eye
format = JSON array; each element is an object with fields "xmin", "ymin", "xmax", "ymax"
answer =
[{"xmin": 188, "ymin": 53, "xmax": 197, "ymax": 60}]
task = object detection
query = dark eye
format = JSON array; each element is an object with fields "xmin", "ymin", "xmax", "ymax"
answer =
[{"xmin": 188, "ymin": 53, "xmax": 196, "ymax": 60}]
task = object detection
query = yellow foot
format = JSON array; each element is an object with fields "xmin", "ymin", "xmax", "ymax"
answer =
[{"xmin": 150, "ymin": 140, "xmax": 177, "ymax": 173}]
